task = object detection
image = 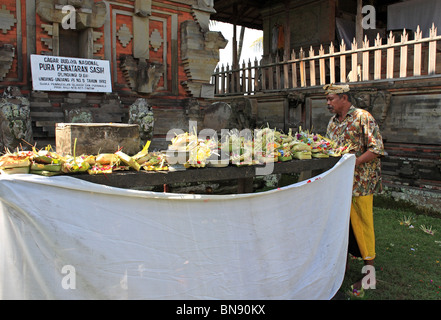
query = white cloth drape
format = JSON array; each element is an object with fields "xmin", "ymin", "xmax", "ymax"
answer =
[
  {"xmin": 0, "ymin": 154, "xmax": 355, "ymax": 300},
  {"xmin": 388, "ymin": 0, "xmax": 441, "ymax": 37}
]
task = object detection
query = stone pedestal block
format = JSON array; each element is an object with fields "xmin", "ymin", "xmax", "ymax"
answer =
[{"xmin": 55, "ymin": 123, "xmax": 140, "ymax": 156}]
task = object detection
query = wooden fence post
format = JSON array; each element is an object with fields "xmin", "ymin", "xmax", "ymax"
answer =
[
  {"xmin": 300, "ymin": 47, "xmax": 306, "ymax": 87},
  {"xmin": 351, "ymin": 38, "xmax": 358, "ymax": 82},
  {"xmin": 362, "ymin": 36, "xmax": 370, "ymax": 81},
  {"xmin": 241, "ymin": 60, "xmax": 246, "ymax": 92},
  {"xmin": 329, "ymin": 42, "xmax": 335, "ymax": 84},
  {"xmin": 291, "ymin": 50, "xmax": 298, "ymax": 88},
  {"xmin": 387, "ymin": 31, "xmax": 395, "ymax": 79},
  {"xmin": 428, "ymin": 23, "xmax": 437, "ymax": 75},
  {"xmin": 374, "ymin": 33, "xmax": 382, "ymax": 80},
  {"xmin": 260, "ymin": 58, "xmax": 266, "ymax": 90},
  {"xmin": 212, "ymin": 23, "xmax": 441, "ymax": 97},
  {"xmin": 340, "ymin": 40, "xmax": 346, "ymax": 83},
  {"xmin": 414, "ymin": 26, "xmax": 422, "ymax": 76},
  {"xmin": 283, "ymin": 53, "xmax": 290, "ymax": 89},
  {"xmin": 309, "ymin": 46, "xmax": 316, "ymax": 86},
  {"xmin": 400, "ymin": 29, "xmax": 408, "ymax": 78},
  {"xmin": 226, "ymin": 63, "xmax": 231, "ymax": 94},
  {"xmin": 319, "ymin": 45, "xmax": 326, "ymax": 85},
  {"xmin": 275, "ymin": 54, "xmax": 281, "ymax": 89},
  {"xmin": 254, "ymin": 58, "xmax": 260, "ymax": 92},
  {"xmin": 247, "ymin": 59, "xmax": 253, "ymax": 94},
  {"xmin": 268, "ymin": 54, "xmax": 274, "ymax": 90}
]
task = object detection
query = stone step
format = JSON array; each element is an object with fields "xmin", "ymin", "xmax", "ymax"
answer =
[
  {"xmin": 35, "ymin": 120, "xmax": 57, "ymax": 128},
  {"xmin": 31, "ymin": 111, "xmax": 64, "ymax": 119},
  {"xmin": 30, "ymin": 101, "xmax": 53, "ymax": 108}
]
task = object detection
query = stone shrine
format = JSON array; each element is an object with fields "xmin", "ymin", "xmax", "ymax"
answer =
[{"xmin": 0, "ymin": 0, "xmax": 227, "ymax": 150}]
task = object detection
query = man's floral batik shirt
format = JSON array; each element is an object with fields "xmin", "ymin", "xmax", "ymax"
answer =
[{"xmin": 326, "ymin": 106, "xmax": 385, "ymax": 196}]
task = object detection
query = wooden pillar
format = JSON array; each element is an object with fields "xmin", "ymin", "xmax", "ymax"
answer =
[
  {"xmin": 355, "ymin": 0, "xmax": 363, "ymax": 64},
  {"xmin": 232, "ymin": 3, "xmax": 238, "ymax": 70},
  {"xmin": 284, "ymin": 0, "xmax": 290, "ymax": 58}
]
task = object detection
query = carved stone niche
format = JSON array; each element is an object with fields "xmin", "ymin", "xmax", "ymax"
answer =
[
  {"xmin": 56, "ymin": 0, "xmax": 93, "ymax": 10},
  {"xmin": 36, "ymin": 0, "xmax": 107, "ymax": 58},
  {"xmin": 36, "ymin": 0, "xmax": 107, "ymax": 29},
  {"xmin": 120, "ymin": 55, "xmax": 164, "ymax": 94}
]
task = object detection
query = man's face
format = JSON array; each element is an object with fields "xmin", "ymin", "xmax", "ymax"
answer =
[{"xmin": 326, "ymin": 94, "xmax": 347, "ymax": 115}]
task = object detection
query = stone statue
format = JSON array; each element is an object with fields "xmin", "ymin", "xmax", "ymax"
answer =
[
  {"xmin": 128, "ymin": 98, "xmax": 154, "ymax": 148},
  {"xmin": 0, "ymin": 87, "xmax": 33, "ymax": 152}
]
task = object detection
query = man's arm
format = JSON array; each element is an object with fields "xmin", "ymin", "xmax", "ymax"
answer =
[{"xmin": 355, "ymin": 150, "xmax": 379, "ymax": 166}]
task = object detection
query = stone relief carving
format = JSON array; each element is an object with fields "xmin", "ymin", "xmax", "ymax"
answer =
[
  {"xmin": 191, "ymin": 0, "xmax": 215, "ymax": 32},
  {"xmin": 351, "ymin": 90, "xmax": 392, "ymax": 126},
  {"xmin": 0, "ymin": 4, "xmax": 17, "ymax": 34},
  {"xmin": 41, "ymin": 24, "xmax": 54, "ymax": 52},
  {"xmin": 128, "ymin": 98, "xmax": 154, "ymax": 148},
  {"xmin": 181, "ymin": 20, "xmax": 227, "ymax": 98},
  {"xmin": 93, "ymin": 31, "xmax": 103, "ymax": 54},
  {"xmin": 0, "ymin": 44, "xmax": 15, "ymax": 81},
  {"xmin": 149, "ymin": 29, "xmax": 163, "ymax": 52},
  {"xmin": 117, "ymin": 24, "xmax": 133, "ymax": 48},
  {"xmin": 0, "ymin": 87, "xmax": 33, "ymax": 151},
  {"xmin": 120, "ymin": 55, "xmax": 164, "ymax": 94},
  {"xmin": 203, "ymin": 99, "xmax": 255, "ymax": 132},
  {"xmin": 0, "ymin": 6, "xmax": 16, "ymax": 81}
]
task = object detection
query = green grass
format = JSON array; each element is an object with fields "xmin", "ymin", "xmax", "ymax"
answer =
[{"xmin": 337, "ymin": 196, "xmax": 441, "ymax": 300}]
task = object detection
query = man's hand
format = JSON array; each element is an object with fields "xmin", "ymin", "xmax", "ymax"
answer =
[{"xmin": 355, "ymin": 150, "xmax": 379, "ymax": 166}]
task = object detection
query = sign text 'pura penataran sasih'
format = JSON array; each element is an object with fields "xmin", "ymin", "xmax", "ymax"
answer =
[{"xmin": 30, "ymin": 54, "xmax": 112, "ymax": 93}]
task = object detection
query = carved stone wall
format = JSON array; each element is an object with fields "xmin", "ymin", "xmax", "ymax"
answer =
[
  {"xmin": 181, "ymin": 20, "xmax": 227, "ymax": 98},
  {"xmin": 35, "ymin": 0, "xmax": 106, "ymax": 58},
  {"xmin": 0, "ymin": 87, "xmax": 33, "ymax": 151},
  {"xmin": 0, "ymin": 44, "xmax": 15, "ymax": 81},
  {"xmin": 0, "ymin": 0, "xmax": 229, "ymax": 149},
  {"xmin": 120, "ymin": 55, "xmax": 164, "ymax": 94},
  {"xmin": 0, "ymin": 1, "xmax": 20, "ymax": 83}
]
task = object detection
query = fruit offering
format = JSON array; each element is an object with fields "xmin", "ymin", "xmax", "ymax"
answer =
[{"xmin": 1, "ymin": 127, "xmax": 350, "ymax": 177}]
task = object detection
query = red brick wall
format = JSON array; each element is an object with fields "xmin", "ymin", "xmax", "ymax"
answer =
[
  {"xmin": 0, "ymin": 0, "xmax": 27, "ymax": 86},
  {"xmin": 0, "ymin": 0, "xmax": 198, "ymax": 98}
]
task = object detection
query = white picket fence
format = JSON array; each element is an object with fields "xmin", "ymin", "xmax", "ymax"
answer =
[{"xmin": 212, "ymin": 24, "xmax": 441, "ymax": 95}]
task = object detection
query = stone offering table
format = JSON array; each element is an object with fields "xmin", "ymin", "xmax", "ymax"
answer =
[{"xmin": 74, "ymin": 156, "xmax": 341, "ymax": 193}]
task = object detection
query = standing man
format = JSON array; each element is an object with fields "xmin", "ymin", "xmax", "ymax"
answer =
[{"xmin": 324, "ymin": 84, "xmax": 385, "ymax": 297}]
